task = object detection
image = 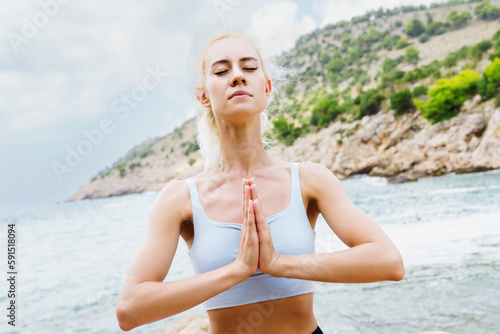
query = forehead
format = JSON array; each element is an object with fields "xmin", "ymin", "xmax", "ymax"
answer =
[{"xmin": 204, "ymin": 37, "xmax": 260, "ymax": 68}]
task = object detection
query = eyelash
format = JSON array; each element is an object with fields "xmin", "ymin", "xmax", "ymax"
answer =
[{"xmin": 215, "ymin": 68, "xmax": 257, "ymax": 75}]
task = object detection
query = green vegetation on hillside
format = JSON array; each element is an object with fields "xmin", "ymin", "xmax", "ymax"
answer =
[
  {"xmin": 448, "ymin": 10, "xmax": 472, "ymax": 29},
  {"xmin": 415, "ymin": 69, "xmax": 480, "ymax": 123},
  {"xmin": 478, "ymin": 57, "xmax": 500, "ymax": 99},
  {"xmin": 354, "ymin": 89, "xmax": 386, "ymax": 119},
  {"xmin": 311, "ymin": 96, "xmax": 345, "ymax": 127},
  {"xmin": 391, "ymin": 90, "xmax": 415, "ymax": 115},
  {"xmin": 404, "ymin": 45, "xmax": 420, "ymax": 64},
  {"xmin": 285, "ymin": 0, "xmax": 500, "ymax": 142},
  {"xmin": 475, "ymin": 0, "xmax": 500, "ymax": 20},
  {"xmin": 405, "ymin": 18, "xmax": 426, "ymax": 37},
  {"xmin": 269, "ymin": 1, "xmax": 500, "ymax": 146},
  {"xmin": 272, "ymin": 116, "xmax": 308, "ymax": 146}
]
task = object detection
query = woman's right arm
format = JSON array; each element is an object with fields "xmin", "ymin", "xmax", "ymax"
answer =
[{"xmin": 115, "ymin": 178, "xmax": 258, "ymax": 331}]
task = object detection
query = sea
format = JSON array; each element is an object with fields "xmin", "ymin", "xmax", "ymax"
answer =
[{"xmin": 1, "ymin": 169, "xmax": 499, "ymax": 334}]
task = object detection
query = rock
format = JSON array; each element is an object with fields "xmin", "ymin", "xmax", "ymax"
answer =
[
  {"xmin": 387, "ymin": 171, "xmax": 419, "ymax": 184},
  {"xmin": 380, "ymin": 142, "xmax": 426, "ymax": 176},
  {"xmin": 472, "ymin": 109, "xmax": 500, "ymax": 169},
  {"xmin": 153, "ymin": 313, "xmax": 209, "ymax": 334},
  {"xmin": 463, "ymin": 94, "xmax": 481, "ymax": 110},
  {"xmin": 467, "ymin": 135, "xmax": 480, "ymax": 151},
  {"xmin": 359, "ymin": 126, "xmax": 376, "ymax": 143}
]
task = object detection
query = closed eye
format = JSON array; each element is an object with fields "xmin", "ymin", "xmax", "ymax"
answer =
[{"xmin": 215, "ymin": 68, "xmax": 258, "ymax": 75}]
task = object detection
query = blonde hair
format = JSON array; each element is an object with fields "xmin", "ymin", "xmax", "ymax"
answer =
[{"xmin": 189, "ymin": 30, "xmax": 289, "ymax": 172}]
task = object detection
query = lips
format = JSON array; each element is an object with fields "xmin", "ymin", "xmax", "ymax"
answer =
[{"xmin": 230, "ymin": 90, "xmax": 252, "ymax": 99}]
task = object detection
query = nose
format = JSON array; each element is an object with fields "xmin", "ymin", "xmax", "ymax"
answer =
[{"xmin": 230, "ymin": 67, "xmax": 246, "ymax": 86}]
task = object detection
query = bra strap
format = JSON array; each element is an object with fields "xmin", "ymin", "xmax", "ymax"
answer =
[
  {"xmin": 291, "ymin": 162, "xmax": 302, "ymax": 205},
  {"xmin": 185, "ymin": 178, "xmax": 203, "ymax": 218}
]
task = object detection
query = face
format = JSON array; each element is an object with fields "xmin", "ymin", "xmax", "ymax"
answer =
[{"xmin": 197, "ymin": 37, "xmax": 272, "ymax": 120}]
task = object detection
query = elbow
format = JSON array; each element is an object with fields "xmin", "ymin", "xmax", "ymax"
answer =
[
  {"xmin": 116, "ymin": 298, "xmax": 137, "ymax": 332},
  {"xmin": 389, "ymin": 252, "xmax": 405, "ymax": 281},
  {"xmin": 391, "ymin": 262, "xmax": 405, "ymax": 282}
]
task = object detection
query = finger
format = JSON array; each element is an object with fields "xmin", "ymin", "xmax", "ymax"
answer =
[
  {"xmin": 242, "ymin": 179, "xmax": 250, "ymax": 237},
  {"xmin": 250, "ymin": 183, "xmax": 259, "ymax": 202},
  {"xmin": 245, "ymin": 184, "xmax": 251, "ymax": 221},
  {"xmin": 253, "ymin": 199, "xmax": 270, "ymax": 236},
  {"xmin": 242, "ymin": 178, "xmax": 247, "ymax": 217},
  {"xmin": 247, "ymin": 199, "xmax": 256, "ymax": 236},
  {"xmin": 246, "ymin": 184, "xmax": 253, "ymax": 232}
]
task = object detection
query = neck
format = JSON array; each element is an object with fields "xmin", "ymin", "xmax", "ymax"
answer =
[{"xmin": 214, "ymin": 114, "xmax": 271, "ymax": 178}]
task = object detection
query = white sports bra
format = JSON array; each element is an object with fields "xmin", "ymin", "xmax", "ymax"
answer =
[{"xmin": 184, "ymin": 162, "xmax": 316, "ymax": 310}]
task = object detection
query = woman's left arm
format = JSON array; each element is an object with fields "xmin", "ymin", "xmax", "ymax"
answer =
[{"xmin": 253, "ymin": 161, "xmax": 404, "ymax": 283}]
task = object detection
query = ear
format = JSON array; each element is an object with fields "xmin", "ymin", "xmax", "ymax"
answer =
[
  {"xmin": 196, "ymin": 87, "xmax": 211, "ymax": 108},
  {"xmin": 264, "ymin": 78, "xmax": 272, "ymax": 100}
]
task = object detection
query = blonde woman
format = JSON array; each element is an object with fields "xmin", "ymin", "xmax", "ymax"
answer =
[{"xmin": 116, "ymin": 32, "xmax": 405, "ymax": 333}]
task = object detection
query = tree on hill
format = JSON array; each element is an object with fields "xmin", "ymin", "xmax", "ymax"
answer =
[
  {"xmin": 272, "ymin": 117, "xmax": 304, "ymax": 146},
  {"xmin": 354, "ymin": 89, "xmax": 386, "ymax": 119},
  {"xmin": 426, "ymin": 12, "xmax": 433, "ymax": 24},
  {"xmin": 381, "ymin": 34, "xmax": 394, "ymax": 50},
  {"xmin": 391, "ymin": 89, "xmax": 415, "ymax": 115},
  {"xmin": 319, "ymin": 52, "xmax": 331, "ymax": 65},
  {"xmin": 359, "ymin": 26, "xmax": 384, "ymax": 45},
  {"xmin": 426, "ymin": 21, "xmax": 446, "ymax": 36},
  {"xmin": 419, "ymin": 32, "xmax": 431, "ymax": 43},
  {"xmin": 404, "ymin": 45, "xmax": 420, "ymax": 64},
  {"xmin": 478, "ymin": 57, "xmax": 500, "ymax": 99},
  {"xmin": 448, "ymin": 10, "xmax": 472, "ymax": 29},
  {"xmin": 311, "ymin": 97, "xmax": 345, "ymax": 128},
  {"xmin": 415, "ymin": 69, "xmax": 480, "ymax": 124},
  {"xmin": 327, "ymin": 57, "xmax": 345, "ymax": 73},
  {"xmin": 405, "ymin": 18, "xmax": 426, "ymax": 37},
  {"xmin": 396, "ymin": 37, "xmax": 409, "ymax": 49},
  {"xmin": 383, "ymin": 57, "xmax": 399, "ymax": 72},
  {"xmin": 475, "ymin": 0, "xmax": 500, "ymax": 20}
]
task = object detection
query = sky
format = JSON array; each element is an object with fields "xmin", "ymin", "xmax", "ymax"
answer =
[{"xmin": 0, "ymin": 0, "xmax": 446, "ymax": 211}]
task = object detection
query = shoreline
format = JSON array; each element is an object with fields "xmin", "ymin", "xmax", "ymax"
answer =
[{"xmin": 55, "ymin": 166, "xmax": 500, "ymax": 206}]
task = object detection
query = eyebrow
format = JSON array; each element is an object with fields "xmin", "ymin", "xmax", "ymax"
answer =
[{"xmin": 210, "ymin": 57, "xmax": 258, "ymax": 69}]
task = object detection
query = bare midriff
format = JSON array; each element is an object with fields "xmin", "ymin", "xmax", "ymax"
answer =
[{"xmin": 206, "ymin": 292, "xmax": 317, "ymax": 334}]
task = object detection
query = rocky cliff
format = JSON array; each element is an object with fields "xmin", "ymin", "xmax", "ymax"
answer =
[{"xmin": 278, "ymin": 96, "xmax": 500, "ymax": 183}]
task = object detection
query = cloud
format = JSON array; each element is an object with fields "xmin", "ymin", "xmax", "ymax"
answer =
[
  {"xmin": 0, "ymin": 72, "xmax": 77, "ymax": 138},
  {"xmin": 0, "ymin": 0, "xmax": 210, "ymax": 141},
  {"xmin": 0, "ymin": 131, "xmax": 67, "ymax": 145},
  {"xmin": 249, "ymin": 1, "xmax": 317, "ymax": 56}
]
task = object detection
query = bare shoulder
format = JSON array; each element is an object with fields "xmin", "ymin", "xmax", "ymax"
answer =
[
  {"xmin": 157, "ymin": 178, "xmax": 191, "ymax": 200},
  {"xmin": 150, "ymin": 178, "xmax": 192, "ymax": 232},
  {"xmin": 298, "ymin": 161, "xmax": 342, "ymax": 202},
  {"xmin": 299, "ymin": 161, "xmax": 336, "ymax": 177}
]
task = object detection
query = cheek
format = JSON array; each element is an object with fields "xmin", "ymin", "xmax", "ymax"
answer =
[{"xmin": 206, "ymin": 81, "xmax": 224, "ymax": 102}]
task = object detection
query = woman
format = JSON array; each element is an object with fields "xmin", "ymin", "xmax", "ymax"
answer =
[{"xmin": 115, "ymin": 32, "xmax": 405, "ymax": 333}]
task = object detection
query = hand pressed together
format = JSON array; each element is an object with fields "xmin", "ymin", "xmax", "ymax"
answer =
[{"xmin": 234, "ymin": 177, "xmax": 282, "ymax": 279}]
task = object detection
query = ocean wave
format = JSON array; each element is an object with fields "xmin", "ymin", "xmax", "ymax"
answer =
[{"xmin": 430, "ymin": 184, "xmax": 500, "ymax": 194}]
